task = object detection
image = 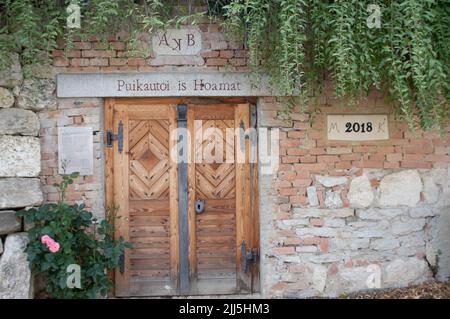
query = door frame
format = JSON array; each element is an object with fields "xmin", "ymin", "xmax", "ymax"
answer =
[{"xmin": 104, "ymin": 97, "xmax": 260, "ymax": 297}]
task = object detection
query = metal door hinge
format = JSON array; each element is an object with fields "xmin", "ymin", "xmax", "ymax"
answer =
[
  {"xmin": 241, "ymin": 240, "xmax": 258, "ymax": 272},
  {"xmin": 107, "ymin": 120, "xmax": 123, "ymax": 153},
  {"xmin": 118, "ymin": 252, "xmax": 125, "ymax": 274}
]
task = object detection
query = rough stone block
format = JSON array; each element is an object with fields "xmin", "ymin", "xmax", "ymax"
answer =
[
  {"xmin": 0, "ymin": 233, "xmax": 33, "ymax": 299},
  {"xmin": 0, "ymin": 108, "xmax": 40, "ymax": 136},
  {"xmin": 0, "ymin": 53, "xmax": 23, "ymax": 88},
  {"xmin": 0, "ymin": 87, "xmax": 15, "ymax": 108},
  {"xmin": 0, "ymin": 210, "xmax": 22, "ymax": 235},
  {"xmin": 306, "ymin": 186, "xmax": 319, "ymax": 207},
  {"xmin": 379, "ymin": 170, "xmax": 422, "ymax": 207},
  {"xmin": 0, "ymin": 178, "xmax": 43, "ymax": 209},
  {"xmin": 383, "ymin": 258, "xmax": 429, "ymax": 287},
  {"xmin": 0, "ymin": 135, "xmax": 41, "ymax": 177},
  {"xmin": 16, "ymin": 78, "xmax": 57, "ymax": 111},
  {"xmin": 348, "ymin": 175, "xmax": 374, "ymax": 208},
  {"xmin": 315, "ymin": 175, "xmax": 347, "ymax": 187}
]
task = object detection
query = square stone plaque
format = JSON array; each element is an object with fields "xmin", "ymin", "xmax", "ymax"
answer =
[{"xmin": 58, "ymin": 127, "xmax": 93, "ymax": 175}]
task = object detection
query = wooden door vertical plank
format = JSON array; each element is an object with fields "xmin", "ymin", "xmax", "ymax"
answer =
[
  {"xmin": 169, "ymin": 104, "xmax": 180, "ymax": 288},
  {"xmin": 234, "ymin": 103, "xmax": 251, "ymax": 291},
  {"xmin": 104, "ymin": 98, "xmax": 115, "ymax": 296},
  {"xmin": 249, "ymin": 103, "xmax": 260, "ymax": 292},
  {"xmin": 187, "ymin": 106, "xmax": 197, "ymax": 280},
  {"xmin": 114, "ymin": 105, "xmax": 131, "ymax": 296}
]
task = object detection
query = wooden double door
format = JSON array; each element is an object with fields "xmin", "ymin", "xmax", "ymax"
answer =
[{"xmin": 105, "ymin": 98, "xmax": 260, "ymax": 297}]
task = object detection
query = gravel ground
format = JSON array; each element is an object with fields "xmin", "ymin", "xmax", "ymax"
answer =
[{"xmin": 342, "ymin": 281, "xmax": 450, "ymax": 299}]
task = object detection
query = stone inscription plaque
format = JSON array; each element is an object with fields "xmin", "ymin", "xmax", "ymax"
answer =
[
  {"xmin": 327, "ymin": 114, "xmax": 389, "ymax": 141},
  {"xmin": 152, "ymin": 28, "xmax": 202, "ymax": 56},
  {"xmin": 58, "ymin": 127, "xmax": 93, "ymax": 175},
  {"xmin": 57, "ymin": 72, "xmax": 276, "ymax": 97}
]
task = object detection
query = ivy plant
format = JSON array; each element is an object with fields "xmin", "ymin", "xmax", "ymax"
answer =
[
  {"xmin": 16, "ymin": 169, "xmax": 131, "ymax": 299},
  {"xmin": 0, "ymin": 0, "xmax": 448, "ymax": 131}
]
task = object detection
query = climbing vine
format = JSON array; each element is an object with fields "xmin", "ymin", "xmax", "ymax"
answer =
[{"xmin": 0, "ymin": 0, "xmax": 448, "ymax": 130}]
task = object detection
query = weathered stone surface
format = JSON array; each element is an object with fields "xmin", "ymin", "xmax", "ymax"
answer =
[
  {"xmin": 325, "ymin": 190, "xmax": 343, "ymax": 209},
  {"xmin": 0, "ymin": 136, "xmax": 41, "ymax": 177},
  {"xmin": 329, "ymin": 237, "xmax": 370, "ymax": 251},
  {"xmin": 409, "ymin": 206, "xmax": 434, "ymax": 218},
  {"xmin": 422, "ymin": 175, "xmax": 440, "ymax": 204},
  {"xmin": 0, "ymin": 87, "xmax": 15, "ymax": 108},
  {"xmin": 293, "ymin": 208, "xmax": 354, "ymax": 218},
  {"xmin": 0, "ymin": 233, "xmax": 33, "ymax": 299},
  {"xmin": 357, "ymin": 208, "xmax": 405, "ymax": 220},
  {"xmin": 307, "ymin": 186, "xmax": 319, "ymax": 207},
  {"xmin": 315, "ymin": 175, "xmax": 347, "ymax": 188},
  {"xmin": 312, "ymin": 265, "xmax": 327, "ymax": 292},
  {"xmin": 0, "ymin": 238, "xmax": 3, "ymax": 254},
  {"xmin": 0, "ymin": 210, "xmax": 22, "ymax": 235},
  {"xmin": 348, "ymin": 175, "xmax": 374, "ymax": 208},
  {"xmin": 370, "ymin": 237, "xmax": 400, "ymax": 251},
  {"xmin": 16, "ymin": 78, "xmax": 57, "ymax": 111},
  {"xmin": 0, "ymin": 108, "xmax": 40, "ymax": 136},
  {"xmin": 23, "ymin": 64, "xmax": 55, "ymax": 79},
  {"xmin": 0, "ymin": 53, "xmax": 23, "ymax": 88},
  {"xmin": 383, "ymin": 258, "xmax": 428, "ymax": 287},
  {"xmin": 296, "ymin": 227, "xmax": 337, "ymax": 237},
  {"xmin": 0, "ymin": 178, "xmax": 43, "ymax": 209},
  {"xmin": 391, "ymin": 218, "xmax": 426, "ymax": 236},
  {"xmin": 339, "ymin": 266, "xmax": 373, "ymax": 292},
  {"xmin": 379, "ymin": 170, "xmax": 422, "ymax": 207}
]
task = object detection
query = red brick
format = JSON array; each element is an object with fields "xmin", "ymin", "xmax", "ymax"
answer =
[
  {"xmin": 279, "ymin": 188, "xmax": 297, "ymax": 196},
  {"xmin": 272, "ymin": 247, "xmax": 295, "ymax": 255},
  {"xmin": 282, "ymin": 156, "xmax": 300, "ymax": 164},
  {"xmin": 127, "ymin": 58, "xmax": 147, "ymax": 66},
  {"xmin": 300, "ymin": 155, "xmax": 317, "ymax": 163},
  {"xmin": 317, "ymin": 155, "xmax": 339, "ymax": 163},
  {"xmin": 290, "ymin": 195, "xmax": 307, "ymax": 205},
  {"xmin": 340, "ymin": 153, "xmax": 361, "ymax": 161},
  {"xmin": 206, "ymin": 58, "xmax": 227, "ymax": 66},
  {"xmin": 384, "ymin": 161, "xmax": 400, "ymax": 168},
  {"xmin": 285, "ymin": 238, "xmax": 302, "ymax": 245},
  {"xmin": 287, "ymin": 148, "xmax": 308, "ymax": 156},
  {"xmin": 82, "ymin": 50, "xmax": 116, "ymax": 58},
  {"xmin": 288, "ymin": 131, "xmax": 306, "ymax": 139},
  {"xmin": 294, "ymin": 163, "xmax": 327, "ymax": 172},
  {"xmin": 309, "ymin": 218, "xmax": 324, "ymax": 227},
  {"xmin": 90, "ymin": 58, "xmax": 108, "ymax": 66},
  {"xmin": 401, "ymin": 161, "xmax": 432, "ymax": 169},
  {"xmin": 319, "ymin": 238, "xmax": 329, "ymax": 252},
  {"xmin": 73, "ymin": 41, "xmax": 91, "ymax": 50},
  {"xmin": 424, "ymin": 154, "xmax": 450, "ymax": 162},
  {"xmin": 280, "ymin": 139, "xmax": 301, "ymax": 148},
  {"xmin": 53, "ymin": 57, "xmax": 69, "ymax": 66},
  {"xmin": 309, "ymin": 148, "xmax": 326, "ymax": 155},
  {"xmin": 292, "ymin": 179, "xmax": 312, "ymax": 187},
  {"xmin": 386, "ymin": 153, "xmax": 402, "ymax": 161},
  {"xmin": 219, "ymin": 50, "xmax": 234, "ymax": 59},
  {"xmin": 201, "ymin": 51, "xmax": 220, "ymax": 58},
  {"xmin": 335, "ymin": 161, "xmax": 352, "ymax": 169},
  {"xmin": 403, "ymin": 154, "xmax": 426, "ymax": 161},
  {"xmin": 110, "ymin": 58, "xmax": 127, "ymax": 66},
  {"xmin": 70, "ymin": 58, "xmax": 90, "ymax": 67}
]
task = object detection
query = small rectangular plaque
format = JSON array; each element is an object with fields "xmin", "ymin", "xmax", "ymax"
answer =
[
  {"xmin": 58, "ymin": 127, "xmax": 94, "ymax": 175},
  {"xmin": 327, "ymin": 114, "xmax": 389, "ymax": 141},
  {"xmin": 152, "ymin": 28, "xmax": 202, "ymax": 56}
]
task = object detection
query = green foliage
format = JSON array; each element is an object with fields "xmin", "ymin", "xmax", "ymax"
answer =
[
  {"xmin": 0, "ymin": 0, "xmax": 448, "ymax": 130},
  {"xmin": 223, "ymin": 0, "xmax": 449, "ymax": 131},
  {"xmin": 16, "ymin": 169, "xmax": 131, "ymax": 299}
]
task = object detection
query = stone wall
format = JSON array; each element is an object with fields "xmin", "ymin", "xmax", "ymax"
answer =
[
  {"xmin": 258, "ymin": 96, "xmax": 450, "ymax": 297},
  {"xmin": 0, "ymin": 53, "xmax": 43, "ymax": 298}
]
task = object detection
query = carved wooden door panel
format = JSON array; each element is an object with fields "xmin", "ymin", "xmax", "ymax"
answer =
[
  {"xmin": 187, "ymin": 104, "xmax": 258, "ymax": 294},
  {"xmin": 106, "ymin": 99, "xmax": 259, "ymax": 296},
  {"xmin": 109, "ymin": 102, "xmax": 179, "ymax": 297}
]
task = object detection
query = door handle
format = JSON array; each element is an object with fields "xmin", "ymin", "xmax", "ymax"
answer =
[{"xmin": 195, "ymin": 199, "xmax": 205, "ymax": 214}]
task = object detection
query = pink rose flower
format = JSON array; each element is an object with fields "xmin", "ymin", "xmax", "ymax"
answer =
[
  {"xmin": 41, "ymin": 235, "xmax": 52, "ymax": 245},
  {"xmin": 48, "ymin": 242, "xmax": 60, "ymax": 253},
  {"xmin": 41, "ymin": 235, "xmax": 60, "ymax": 253}
]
